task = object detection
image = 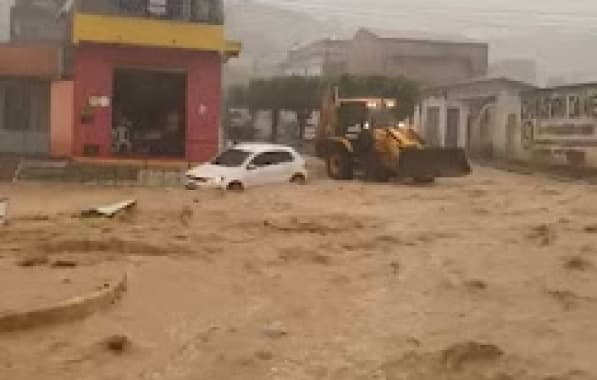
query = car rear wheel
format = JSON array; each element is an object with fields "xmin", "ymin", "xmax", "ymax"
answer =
[
  {"xmin": 290, "ymin": 173, "xmax": 307, "ymax": 184},
  {"xmin": 227, "ymin": 181, "xmax": 244, "ymax": 191}
]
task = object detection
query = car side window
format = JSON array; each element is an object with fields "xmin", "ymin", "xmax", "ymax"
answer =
[
  {"xmin": 251, "ymin": 152, "xmax": 276, "ymax": 167},
  {"xmin": 275, "ymin": 151, "xmax": 294, "ymax": 163},
  {"xmin": 250, "ymin": 151, "xmax": 294, "ymax": 168}
]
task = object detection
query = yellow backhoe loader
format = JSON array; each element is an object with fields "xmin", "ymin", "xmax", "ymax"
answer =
[{"xmin": 316, "ymin": 88, "xmax": 471, "ymax": 182}]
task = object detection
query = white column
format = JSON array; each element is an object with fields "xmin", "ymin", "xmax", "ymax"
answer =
[
  {"xmin": 439, "ymin": 100, "xmax": 447, "ymax": 147},
  {"xmin": 459, "ymin": 103, "xmax": 469, "ymax": 148}
]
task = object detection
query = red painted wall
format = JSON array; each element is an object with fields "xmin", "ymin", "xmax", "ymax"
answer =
[{"xmin": 73, "ymin": 44, "xmax": 222, "ymax": 162}]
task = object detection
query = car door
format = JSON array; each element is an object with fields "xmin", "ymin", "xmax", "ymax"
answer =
[
  {"xmin": 272, "ymin": 150, "xmax": 296, "ymax": 181},
  {"xmin": 244, "ymin": 152, "xmax": 279, "ymax": 187}
]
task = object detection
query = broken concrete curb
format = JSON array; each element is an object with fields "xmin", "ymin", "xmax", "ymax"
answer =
[{"xmin": 0, "ymin": 273, "xmax": 127, "ymax": 333}]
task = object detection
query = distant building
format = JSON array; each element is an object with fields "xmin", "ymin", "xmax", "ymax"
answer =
[
  {"xmin": 283, "ymin": 38, "xmax": 349, "ymax": 77},
  {"xmin": 416, "ymin": 78, "xmax": 535, "ymax": 159},
  {"xmin": 280, "ymin": 28, "xmax": 488, "ymax": 86},
  {"xmin": 416, "ymin": 77, "xmax": 597, "ymax": 168},
  {"xmin": 10, "ymin": 0, "xmax": 66, "ymax": 42}
]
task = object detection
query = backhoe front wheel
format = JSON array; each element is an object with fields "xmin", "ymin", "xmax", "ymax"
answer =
[{"xmin": 326, "ymin": 151, "xmax": 353, "ymax": 180}]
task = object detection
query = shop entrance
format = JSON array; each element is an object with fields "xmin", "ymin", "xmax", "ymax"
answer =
[{"xmin": 112, "ymin": 68, "xmax": 186, "ymax": 158}]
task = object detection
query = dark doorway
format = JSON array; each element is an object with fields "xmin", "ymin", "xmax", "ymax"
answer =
[
  {"xmin": 112, "ymin": 68, "xmax": 186, "ymax": 158},
  {"xmin": 466, "ymin": 115, "xmax": 473, "ymax": 151},
  {"xmin": 445, "ymin": 108, "xmax": 460, "ymax": 147},
  {"xmin": 425, "ymin": 106, "xmax": 440, "ymax": 146}
]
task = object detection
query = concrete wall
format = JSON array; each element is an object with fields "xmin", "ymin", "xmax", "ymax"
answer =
[
  {"xmin": 419, "ymin": 81, "xmax": 530, "ymax": 162},
  {"xmin": 74, "ymin": 45, "xmax": 222, "ymax": 162},
  {"xmin": 490, "ymin": 94, "xmax": 525, "ymax": 160}
]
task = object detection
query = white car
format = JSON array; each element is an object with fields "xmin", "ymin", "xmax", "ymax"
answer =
[{"xmin": 185, "ymin": 143, "xmax": 308, "ymax": 190}]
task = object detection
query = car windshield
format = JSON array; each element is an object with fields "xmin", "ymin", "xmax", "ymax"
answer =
[{"xmin": 211, "ymin": 149, "xmax": 251, "ymax": 167}]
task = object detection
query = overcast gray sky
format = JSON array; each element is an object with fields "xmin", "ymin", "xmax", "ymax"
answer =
[
  {"xmin": 0, "ymin": 0, "xmax": 14, "ymax": 41},
  {"xmin": 252, "ymin": 0, "xmax": 597, "ymax": 82},
  {"xmin": 257, "ymin": 0, "xmax": 597, "ymax": 37}
]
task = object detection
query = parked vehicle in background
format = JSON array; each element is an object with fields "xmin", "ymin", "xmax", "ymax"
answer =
[{"xmin": 185, "ymin": 143, "xmax": 308, "ymax": 190}]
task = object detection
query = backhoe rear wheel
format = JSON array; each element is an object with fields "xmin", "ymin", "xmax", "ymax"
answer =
[{"xmin": 327, "ymin": 150, "xmax": 353, "ymax": 180}]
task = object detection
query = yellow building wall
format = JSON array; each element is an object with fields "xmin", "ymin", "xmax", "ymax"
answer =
[{"xmin": 73, "ymin": 12, "xmax": 227, "ymax": 52}]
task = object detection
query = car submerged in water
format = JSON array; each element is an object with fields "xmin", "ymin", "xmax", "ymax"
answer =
[{"xmin": 185, "ymin": 143, "xmax": 308, "ymax": 191}]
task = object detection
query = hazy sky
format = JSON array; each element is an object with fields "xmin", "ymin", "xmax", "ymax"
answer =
[
  {"xmin": 0, "ymin": 1, "xmax": 13, "ymax": 41},
  {"xmin": 257, "ymin": 0, "xmax": 597, "ymax": 38}
]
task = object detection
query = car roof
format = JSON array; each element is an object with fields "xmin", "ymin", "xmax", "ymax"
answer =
[{"xmin": 231, "ymin": 143, "xmax": 297, "ymax": 154}]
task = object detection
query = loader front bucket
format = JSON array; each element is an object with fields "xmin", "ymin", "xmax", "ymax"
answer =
[{"xmin": 397, "ymin": 147, "xmax": 472, "ymax": 179}]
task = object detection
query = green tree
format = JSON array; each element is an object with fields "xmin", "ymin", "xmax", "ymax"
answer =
[
  {"xmin": 245, "ymin": 76, "xmax": 322, "ymax": 142},
  {"xmin": 332, "ymin": 74, "xmax": 419, "ymax": 121},
  {"xmin": 224, "ymin": 74, "xmax": 419, "ymax": 142},
  {"xmin": 279, "ymin": 76, "xmax": 322, "ymax": 140}
]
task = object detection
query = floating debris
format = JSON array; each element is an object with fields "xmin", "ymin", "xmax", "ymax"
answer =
[{"xmin": 81, "ymin": 200, "xmax": 137, "ymax": 218}]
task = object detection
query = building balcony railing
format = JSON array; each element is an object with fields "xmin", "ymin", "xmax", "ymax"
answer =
[
  {"xmin": 71, "ymin": 0, "xmax": 241, "ymax": 54},
  {"xmin": 76, "ymin": 0, "xmax": 224, "ymax": 25}
]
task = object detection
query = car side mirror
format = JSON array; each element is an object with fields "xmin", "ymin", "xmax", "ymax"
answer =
[{"xmin": 247, "ymin": 163, "xmax": 257, "ymax": 170}]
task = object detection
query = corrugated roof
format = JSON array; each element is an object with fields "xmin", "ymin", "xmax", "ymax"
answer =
[
  {"xmin": 422, "ymin": 76, "xmax": 538, "ymax": 93},
  {"xmin": 360, "ymin": 27, "xmax": 484, "ymax": 45}
]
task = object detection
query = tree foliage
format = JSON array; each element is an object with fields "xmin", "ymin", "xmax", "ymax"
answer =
[
  {"xmin": 331, "ymin": 75, "xmax": 420, "ymax": 121},
  {"xmin": 225, "ymin": 74, "xmax": 420, "ymax": 141}
]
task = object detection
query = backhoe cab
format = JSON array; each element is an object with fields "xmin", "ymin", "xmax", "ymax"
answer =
[{"xmin": 316, "ymin": 90, "xmax": 471, "ymax": 182}]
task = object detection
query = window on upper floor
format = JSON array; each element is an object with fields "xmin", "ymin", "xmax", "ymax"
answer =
[{"xmin": 77, "ymin": 0, "xmax": 223, "ymax": 24}]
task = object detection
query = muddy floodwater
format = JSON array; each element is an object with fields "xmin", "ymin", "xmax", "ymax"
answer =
[{"xmin": 1, "ymin": 165, "xmax": 596, "ymax": 380}]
